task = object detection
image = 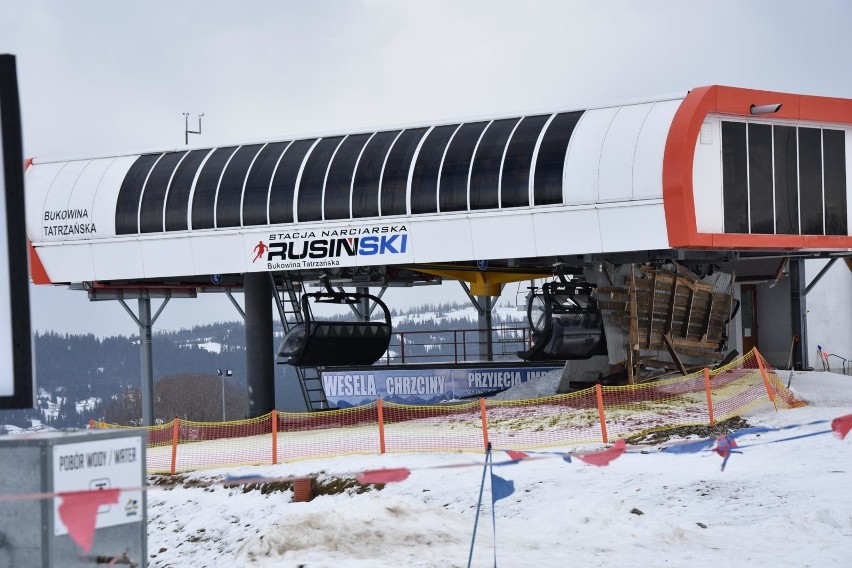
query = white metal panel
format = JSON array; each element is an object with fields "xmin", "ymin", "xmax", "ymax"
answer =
[
  {"xmin": 39, "ymin": 160, "xmax": 91, "ymax": 242},
  {"xmin": 632, "ymin": 99, "xmax": 681, "ymax": 199},
  {"xmin": 409, "ymin": 216, "xmax": 473, "ymax": 263},
  {"xmin": 190, "ymin": 234, "xmax": 248, "ymax": 275},
  {"xmin": 25, "ymin": 162, "xmax": 66, "ymax": 243},
  {"xmin": 91, "ymin": 241, "xmax": 144, "ymax": 281},
  {"xmin": 693, "ymin": 118, "xmax": 724, "ymax": 233},
  {"xmin": 599, "ymin": 104, "xmax": 654, "ymax": 202},
  {"xmin": 90, "ymin": 156, "xmax": 137, "ymax": 239},
  {"xmin": 469, "ymin": 213, "xmax": 536, "ymax": 260},
  {"xmin": 63, "ymin": 158, "xmax": 115, "ymax": 241},
  {"xmin": 139, "ymin": 237, "xmax": 195, "ymax": 278},
  {"xmin": 598, "ymin": 202, "xmax": 668, "ymax": 251},
  {"xmin": 32, "ymin": 244, "xmax": 94, "ymax": 282},
  {"xmin": 532, "ymin": 208, "xmax": 602, "ymax": 256},
  {"xmin": 562, "ymin": 107, "xmax": 618, "ymax": 205}
]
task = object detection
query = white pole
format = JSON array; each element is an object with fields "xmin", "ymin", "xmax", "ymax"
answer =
[{"xmin": 221, "ymin": 374, "xmax": 226, "ymax": 422}]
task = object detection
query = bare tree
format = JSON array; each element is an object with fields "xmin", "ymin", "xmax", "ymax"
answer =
[{"xmin": 102, "ymin": 387, "xmax": 143, "ymax": 426}]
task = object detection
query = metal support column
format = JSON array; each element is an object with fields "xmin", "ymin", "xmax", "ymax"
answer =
[
  {"xmin": 356, "ymin": 286, "xmax": 370, "ymax": 322},
  {"xmin": 138, "ymin": 299, "xmax": 154, "ymax": 427},
  {"xmin": 476, "ymin": 295, "xmax": 494, "ymax": 362},
  {"xmin": 118, "ymin": 296, "xmax": 170, "ymax": 427},
  {"xmin": 789, "ymin": 258, "xmax": 808, "ymax": 371},
  {"xmin": 244, "ymin": 272, "xmax": 275, "ymax": 417}
]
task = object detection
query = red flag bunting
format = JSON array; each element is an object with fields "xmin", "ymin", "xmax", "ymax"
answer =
[
  {"xmin": 574, "ymin": 439, "xmax": 627, "ymax": 466},
  {"xmin": 505, "ymin": 450, "xmax": 530, "ymax": 461},
  {"xmin": 356, "ymin": 468, "xmax": 411, "ymax": 485},
  {"xmin": 57, "ymin": 488, "xmax": 121, "ymax": 553},
  {"xmin": 831, "ymin": 414, "xmax": 852, "ymax": 440}
]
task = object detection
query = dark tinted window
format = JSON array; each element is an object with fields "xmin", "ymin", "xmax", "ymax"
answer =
[
  {"xmin": 773, "ymin": 126, "xmax": 799, "ymax": 235},
  {"xmin": 534, "ymin": 112, "xmax": 582, "ymax": 206},
  {"xmin": 296, "ymin": 137, "xmax": 344, "ymax": 222},
  {"xmin": 823, "ymin": 129, "xmax": 847, "ymax": 236},
  {"xmin": 269, "ymin": 139, "xmax": 315, "ymax": 225},
  {"xmin": 352, "ymin": 131, "xmax": 399, "ymax": 218},
  {"xmin": 470, "ymin": 118, "xmax": 519, "ymax": 210},
  {"xmin": 242, "ymin": 141, "xmax": 291, "ymax": 227},
  {"xmin": 216, "ymin": 144, "xmax": 264, "ymax": 228},
  {"xmin": 380, "ymin": 128, "xmax": 428, "ymax": 216},
  {"xmin": 721, "ymin": 121, "xmax": 748, "ymax": 233},
  {"xmin": 439, "ymin": 122, "xmax": 489, "ymax": 212},
  {"xmin": 139, "ymin": 151, "xmax": 186, "ymax": 233},
  {"xmin": 324, "ymin": 134, "xmax": 372, "ymax": 221},
  {"xmin": 798, "ymin": 127, "xmax": 823, "ymax": 235},
  {"xmin": 165, "ymin": 149, "xmax": 211, "ymax": 232},
  {"xmin": 501, "ymin": 115, "xmax": 549, "ymax": 208},
  {"xmin": 115, "ymin": 153, "xmax": 161, "ymax": 234},
  {"xmin": 411, "ymin": 125, "xmax": 458, "ymax": 214},
  {"xmin": 191, "ymin": 146, "xmax": 238, "ymax": 230},
  {"xmin": 748, "ymin": 124, "xmax": 773, "ymax": 234}
]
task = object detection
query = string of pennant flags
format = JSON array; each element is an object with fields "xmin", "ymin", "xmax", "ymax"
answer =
[{"xmin": 2, "ymin": 413, "xmax": 849, "ymax": 555}]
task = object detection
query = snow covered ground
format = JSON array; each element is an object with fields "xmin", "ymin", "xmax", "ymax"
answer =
[{"xmin": 147, "ymin": 370, "xmax": 852, "ymax": 567}]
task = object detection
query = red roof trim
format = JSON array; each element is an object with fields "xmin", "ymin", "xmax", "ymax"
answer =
[{"xmin": 663, "ymin": 85, "xmax": 852, "ymax": 250}]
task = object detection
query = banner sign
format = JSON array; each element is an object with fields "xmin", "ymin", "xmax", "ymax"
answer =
[
  {"xmin": 322, "ymin": 365, "xmax": 562, "ymax": 407},
  {"xmin": 246, "ymin": 223, "xmax": 412, "ymax": 272}
]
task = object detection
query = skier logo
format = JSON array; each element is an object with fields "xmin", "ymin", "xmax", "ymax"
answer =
[{"xmin": 251, "ymin": 240, "xmax": 268, "ymax": 263}]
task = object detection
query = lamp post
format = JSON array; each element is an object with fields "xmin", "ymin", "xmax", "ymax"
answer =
[{"xmin": 216, "ymin": 369, "xmax": 232, "ymax": 422}]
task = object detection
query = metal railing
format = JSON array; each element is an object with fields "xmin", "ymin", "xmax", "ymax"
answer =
[{"xmin": 380, "ymin": 326, "xmax": 532, "ymax": 365}]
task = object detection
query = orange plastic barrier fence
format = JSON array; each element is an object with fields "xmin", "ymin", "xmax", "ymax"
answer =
[{"xmin": 91, "ymin": 349, "xmax": 805, "ymax": 474}]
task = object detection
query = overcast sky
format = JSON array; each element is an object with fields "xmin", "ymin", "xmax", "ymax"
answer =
[{"xmin": 2, "ymin": 0, "xmax": 851, "ymax": 337}]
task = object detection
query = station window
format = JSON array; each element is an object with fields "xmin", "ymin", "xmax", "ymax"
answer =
[
  {"xmin": 165, "ymin": 149, "xmax": 212, "ymax": 232},
  {"xmin": 501, "ymin": 115, "xmax": 550, "ymax": 208},
  {"xmin": 411, "ymin": 125, "xmax": 459, "ymax": 214},
  {"xmin": 241, "ymin": 141, "xmax": 291, "ymax": 227},
  {"xmin": 823, "ymin": 129, "xmax": 847, "ymax": 235},
  {"xmin": 269, "ymin": 139, "xmax": 315, "ymax": 225},
  {"xmin": 534, "ymin": 111, "xmax": 582, "ymax": 206},
  {"xmin": 352, "ymin": 131, "xmax": 400, "ymax": 218},
  {"xmin": 139, "ymin": 151, "xmax": 186, "ymax": 233},
  {"xmin": 192, "ymin": 146, "xmax": 238, "ymax": 230},
  {"xmin": 380, "ymin": 128, "xmax": 428, "ymax": 217},
  {"xmin": 722, "ymin": 120, "xmax": 848, "ymax": 236},
  {"xmin": 747, "ymin": 124, "xmax": 773, "ymax": 234},
  {"xmin": 217, "ymin": 144, "xmax": 264, "ymax": 228},
  {"xmin": 115, "ymin": 153, "xmax": 162, "ymax": 235},
  {"xmin": 297, "ymin": 137, "xmax": 345, "ymax": 222},
  {"xmin": 470, "ymin": 118, "xmax": 520, "ymax": 210},
  {"xmin": 773, "ymin": 126, "xmax": 798, "ymax": 234},
  {"xmin": 439, "ymin": 122, "xmax": 489, "ymax": 212},
  {"xmin": 323, "ymin": 134, "xmax": 372, "ymax": 221}
]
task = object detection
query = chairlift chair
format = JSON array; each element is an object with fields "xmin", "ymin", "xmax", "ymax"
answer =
[
  {"xmin": 278, "ymin": 290, "xmax": 392, "ymax": 367},
  {"xmin": 517, "ymin": 278, "xmax": 607, "ymax": 361}
]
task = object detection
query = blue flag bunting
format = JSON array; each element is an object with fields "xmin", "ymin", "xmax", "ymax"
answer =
[{"xmin": 491, "ymin": 473, "xmax": 515, "ymax": 503}]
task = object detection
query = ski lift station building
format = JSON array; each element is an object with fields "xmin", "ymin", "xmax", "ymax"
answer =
[{"xmin": 24, "ymin": 85, "xmax": 852, "ymax": 416}]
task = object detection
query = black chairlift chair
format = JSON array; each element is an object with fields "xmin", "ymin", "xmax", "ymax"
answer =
[
  {"xmin": 517, "ymin": 278, "xmax": 607, "ymax": 362},
  {"xmin": 278, "ymin": 290, "xmax": 392, "ymax": 367}
]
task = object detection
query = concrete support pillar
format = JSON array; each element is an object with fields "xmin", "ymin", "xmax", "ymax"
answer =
[
  {"xmin": 789, "ymin": 259, "xmax": 808, "ymax": 370},
  {"xmin": 244, "ymin": 272, "xmax": 275, "ymax": 417}
]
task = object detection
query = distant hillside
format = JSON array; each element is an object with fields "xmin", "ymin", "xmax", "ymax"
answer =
[{"xmin": 1, "ymin": 300, "xmax": 526, "ymax": 430}]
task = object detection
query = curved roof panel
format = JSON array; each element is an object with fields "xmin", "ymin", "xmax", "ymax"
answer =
[{"xmin": 25, "ymin": 86, "xmax": 852, "ymax": 284}]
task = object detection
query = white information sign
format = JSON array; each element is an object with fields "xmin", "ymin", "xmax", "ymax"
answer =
[{"xmin": 52, "ymin": 437, "xmax": 144, "ymax": 535}]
